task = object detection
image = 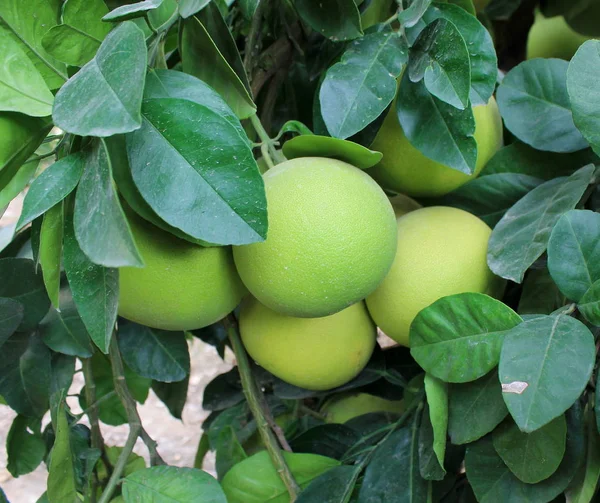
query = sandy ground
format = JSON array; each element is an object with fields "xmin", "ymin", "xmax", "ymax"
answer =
[{"xmin": 0, "ymin": 195, "xmax": 233, "ymax": 502}]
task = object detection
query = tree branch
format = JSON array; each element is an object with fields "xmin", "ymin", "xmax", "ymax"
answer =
[{"xmin": 223, "ymin": 314, "xmax": 300, "ymax": 501}]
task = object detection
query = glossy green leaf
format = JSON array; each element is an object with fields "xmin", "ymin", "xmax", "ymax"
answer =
[
  {"xmin": 0, "ymin": 0, "xmax": 67, "ymax": 89},
  {"xmin": 63, "ymin": 211, "xmax": 118, "ymax": 354},
  {"xmin": 422, "ymin": 3, "xmax": 497, "ymax": 105},
  {"xmin": 547, "ymin": 210, "xmax": 600, "ymax": 302},
  {"xmin": 518, "ymin": 267, "xmax": 567, "ymax": 316},
  {"xmin": 320, "ymin": 31, "xmax": 408, "ymax": 139},
  {"xmin": 492, "ymin": 416, "xmax": 567, "ymax": 483},
  {"xmin": 74, "ymin": 140, "xmax": 143, "ymax": 268},
  {"xmin": 497, "ymin": 58, "xmax": 587, "ymax": 153},
  {"xmin": 0, "ymin": 333, "xmax": 51, "ymax": 417},
  {"xmin": 52, "ymin": 21, "xmax": 147, "ymax": 136},
  {"xmin": 466, "ymin": 405, "xmax": 584, "ymax": 503},
  {"xmin": 47, "ymin": 398, "xmax": 78, "ymax": 503},
  {"xmin": 0, "ymin": 29, "xmax": 54, "ymax": 116},
  {"xmin": 487, "ymin": 164, "xmax": 595, "ymax": 283},
  {"xmin": 481, "ymin": 142, "xmax": 598, "ymax": 180},
  {"xmin": 0, "ymin": 258, "xmax": 50, "ymax": 331},
  {"xmin": 179, "ymin": 0, "xmax": 211, "ymax": 18},
  {"xmin": 0, "ymin": 160, "xmax": 38, "ymax": 210},
  {"xmin": 397, "ymin": 73, "xmax": 476, "ymax": 174},
  {"xmin": 103, "ymin": 0, "xmax": 163, "ymax": 21},
  {"xmin": 0, "ymin": 297, "xmax": 23, "ymax": 348},
  {"xmin": 435, "ymin": 173, "xmax": 542, "ymax": 227},
  {"xmin": 152, "ymin": 376, "xmax": 189, "ymax": 419},
  {"xmin": 39, "ymin": 203, "xmax": 63, "ymax": 307},
  {"xmin": 409, "ymin": 18, "xmax": 470, "ymax": 109},
  {"xmin": 567, "ymin": 40, "xmax": 600, "ymax": 157},
  {"xmin": 398, "ymin": 0, "xmax": 433, "ymax": 27},
  {"xmin": 39, "ymin": 289, "xmax": 94, "ymax": 358},
  {"xmin": 290, "ymin": 424, "xmax": 359, "ymax": 460},
  {"xmin": 118, "ymin": 323, "xmax": 189, "ymax": 382},
  {"xmin": 410, "ymin": 293, "xmax": 522, "ymax": 383},
  {"xmin": 419, "ymin": 404, "xmax": 445, "ymax": 481},
  {"xmin": 7, "ymin": 415, "xmax": 45, "ymax": 477},
  {"xmin": 565, "ymin": 411, "xmax": 600, "ymax": 503},
  {"xmin": 222, "ymin": 451, "xmax": 339, "ymax": 502},
  {"xmin": 499, "ymin": 315, "xmax": 595, "ymax": 432},
  {"xmin": 296, "ymin": 0, "xmax": 363, "ymax": 41},
  {"xmin": 49, "ymin": 353, "xmax": 75, "ymax": 395},
  {"xmin": 126, "ymin": 98, "xmax": 266, "ymax": 245},
  {"xmin": 448, "ymin": 369, "xmax": 508, "ymax": 445},
  {"xmin": 424, "ymin": 373, "xmax": 448, "ymax": 471},
  {"xmin": 181, "ymin": 16, "xmax": 255, "ymax": 119},
  {"xmin": 282, "ymin": 135, "xmax": 382, "ymax": 169},
  {"xmin": 215, "ymin": 426, "xmax": 247, "ymax": 479},
  {"xmin": 357, "ymin": 424, "xmax": 428, "ymax": 502},
  {"xmin": 16, "ymin": 153, "xmax": 85, "ymax": 231},
  {"xmin": 42, "ymin": 0, "xmax": 111, "ymax": 67},
  {"xmin": 296, "ymin": 465, "xmax": 361, "ymax": 503},
  {"xmin": 578, "ymin": 279, "xmax": 600, "ymax": 326}
]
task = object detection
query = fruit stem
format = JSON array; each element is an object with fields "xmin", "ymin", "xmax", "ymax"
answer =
[
  {"xmin": 224, "ymin": 313, "xmax": 301, "ymax": 501},
  {"xmin": 250, "ymin": 113, "xmax": 286, "ymax": 167}
]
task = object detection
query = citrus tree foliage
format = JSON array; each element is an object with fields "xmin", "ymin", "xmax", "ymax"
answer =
[{"xmin": 0, "ymin": 0, "xmax": 600, "ymax": 502}]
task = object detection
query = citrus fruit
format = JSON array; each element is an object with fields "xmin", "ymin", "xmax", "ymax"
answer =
[
  {"xmin": 233, "ymin": 157, "xmax": 397, "ymax": 318},
  {"xmin": 118, "ymin": 212, "xmax": 246, "ymax": 331},
  {"xmin": 239, "ymin": 297, "xmax": 376, "ymax": 390},
  {"xmin": 369, "ymin": 97, "xmax": 503, "ymax": 198},
  {"xmin": 365, "ymin": 206, "xmax": 505, "ymax": 346},
  {"xmin": 527, "ymin": 12, "xmax": 592, "ymax": 60},
  {"xmin": 321, "ymin": 392, "xmax": 405, "ymax": 423}
]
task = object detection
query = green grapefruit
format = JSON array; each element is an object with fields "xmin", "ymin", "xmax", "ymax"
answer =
[
  {"xmin": 369, "ymin": 97, "xmax": 503, "ymax": 198},
  {"xmin": 118, "ymin": 212, "xmax": 246, "ymax": 331},
  {"xmin": 239, "ymin": 297, "xmax": 376, "ymax": 390},
  {"xmin": 365, "ymin": 206, "xmax": 505, "ymax": 346},
  {"xmin": 321, "ymin": 392, "xmax": 405, "ymax": 423},
  {"xmin": 527, "ymin": 12, "xmax": 592, "ymax": 60},
  {"xmin": 233, "ymin": 157, "xmax": 397, "ymax": 318}
]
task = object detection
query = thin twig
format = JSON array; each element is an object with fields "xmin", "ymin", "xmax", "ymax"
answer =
[
  {"xmin": 224, "ymin": 314, "xmax": 300, "ymax": 501},
  {"xmin": 251, "ymin": 114, "xmax": 286, "ymax": 166}
]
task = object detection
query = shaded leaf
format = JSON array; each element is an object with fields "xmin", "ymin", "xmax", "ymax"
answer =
[
  {"xmin": 518, "ymin": 267, "xmax": 567, "ymax": 316},
  {"xmin": 419, "ymin": 404, "xmax": 446, "ymax": 481},
  {"xmin": 0, "ymin": 297, "xmax": 24, "ymax": 348},
  {"xmin": 296, "ymin": 0, "xmax": 363, "ymax": 41},
  {"xmin": 565, "ymin": 410, "xmax": 600, "ymax": 503},
  {"xmin": 424, "ymin": 374, "xmax": 448, "ymax": 469},
  {"xmin": 296, "ymin": 465, "xmax": 361, "ymax": 503},
  {"xmin": 578, "ymin": 279, "xmax": 600, "ymax": 326},
  {"xmin": 152, "ymin": 376, "xmax": 189, "ymax": 419},
  {"xmin": 47, "ymin": 398, "xmax": 78, "ymax": 503},
  {"xmin": 291, "ymin": 424, "xmax": 360, "ymax": 460},
  {"xmin": 7, "ymin": 415, "xmax": 45, "ymax": 477},
  {"xmin": 38, "ymin": 202, "xmax": 63, "ymax": 308}
]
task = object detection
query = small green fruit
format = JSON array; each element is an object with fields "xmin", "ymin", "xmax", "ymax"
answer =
[
  {"xmin": 321, "ymin": 393, "xmax": 405, "ymax": 423},
  {"xmin": 239, "ymin": 297, "xmax": 376, "ymax": 390},
  {"xmin": 527, "ymin": 12, "xmax": 592, "ymax": 60}
]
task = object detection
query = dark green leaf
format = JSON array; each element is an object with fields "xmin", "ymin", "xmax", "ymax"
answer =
[
  {"xmin": 16, "ymin": 153, "xmax": 85, "ymax": 231},
  {"xmin": 47, "ymin": 398, "xmax": 78, "ymax": 503},
  {"xmin": 50, "ymin": 353, "xmax": 75, "ymax": 395},
  {"xmin": 239, "ymin": 0, "xmax": 259, "ymax": 19},
  {"xmin": 152, "ymin": 376, "xmax": 189, "ymax": 419},
  {"xmin": 487, "ymin": 164, "xmax": 596, "ymax": 283},
  {"xmin": 481, "ymin": 142, "xmax": 598, "ymax": 180},
  {"xmin": 466, "ymin": 404, "xmax": 584, "ymax": 503},
  {"xmin": 320, "ymin": 31, "xmax": 408, "ymax": 139},
  {"xmin": 424, "ymin": 373, "xmax": 448, "ymax": 469},
  {"xmin": 357, "ymin": 424, "xmax": 428, "ymax": 502},
  {"xmin": 410, "ymin": 293, "xmax": 522, "ymax": 383},
  {"xmin": 296, "ymin": 465, "xmax": 361, "ymax": 503},
  {"xmin": 42, "ymin": 0, "xmax": 111, "ymax": 67},
  {"xmin": 398, "ymin": 0, "xmax": 433, "ymax": 27},
  {"xmin": 448, "ymin": 369, "xmax": 508, "ymax": 445},
  {"xmin": 126, "ymin": 98, "xmax": 266, "ymax": 245},
  {"xmin": 499, "ymin": 315, "xmax": 595, "ymax": 432},
  {"xmin": 39, "ymin": 289, "xmax": 94, "ymax": 358},
  {"xmin": 578, "ymin": 279, "xmax": 600, "ymax": 326},
  {"xmin": 38, "ymin": 202, "xmax": 63, "ymax": 307},
  {"xmin": 409, "ymin": 18, "xmax": 470, "ymax": 109},
  {"xmin": 74, "ymin": 140, "xmax": 143, "ymax": 268},
  {"xmin": 0, "ymin": 258, "xmax": 50, "ymax": 330},
  {"xmin": 567, "ymin": 40, "xmax": 600, "ymax": 157},
  {"xmin": 547, "ymin": 209, "xmax": 600, "ymax": 302},
  {"xmin": 52, "ymin": 21, "xmax": 147, "ymax": 136},
  {"xmin": 0, "ymin": 0, "xmax": 67, "ymax": 89},
  {"xmin": 492, "ymin": 416, "xmax": 567, "ymax": 483},
  {"xmin": 103, "ymin": 0, "xmax": 163, "ymax": 21},
  {"xmin": 0, "ymin": 159, "xmax": 38, "ymax": 210},
  {"xmin": 396, "ymin": 73, "xmax": 476, "ymax": 175},
  {"xmin": 181, "ymin": 16, "xmax": 255, "ymax": 119},
  {"xmin": 0, "ymin": 29, "xmax": 54, "ymax": 116},
  {"xmin": 282, "ymin": 135, "xmax": 382, "ymax": 169},
  {"xmin": 118, "ymin": 322, "xmax": 190, "ymax": 382},
  {"xmin": 7, "ymin": 415, "xmax": 45, "ymax": 476},
  {"xmin": 419, "ymin": 404, "xmax": 446, "ymax": 481},
  {"xmin": 497, "ymin": 58, "xmax": 587, "ymax": 153},
  {"xmin": 222, "ymin": 451, "xmax": 340, "ymax": 502},
  {"xmin": 296, "ymin": 0, "xmax": 363, "ymax": 41},
  {"xmin": 0, "ymin": 297, "xmax": 23, "ymax": 348},
  {"xmin": 291, "ymin": 424, "xmax": 360, "ymax": 460},
  {"xmin": 434, "ymin": 173, "xmax": 542, "ymax": 227},
  {"xmin": 215, "ymin": 426, "xmax": 247, "ymax": 479},
  {"xmin": 203, "ymin": 369, "xmax": 244, "ymax": 411},
  {"xmin": 422, "ymin": 3, "xmax": 497, "ymax": 105},
  {"xmin": 518, "ymin": 267, "xmax": 567, "ymax": 316},
  {"xmin": 63, "ymin": 211, "xmax": 118, "ymax": 354},
  {"xmin": 565, "ymin": 410, "xmax": 600, "ymax": 502},
  {"xmin": 179, "ymin": 0, "xmax": 211, "ymax": 18}
]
